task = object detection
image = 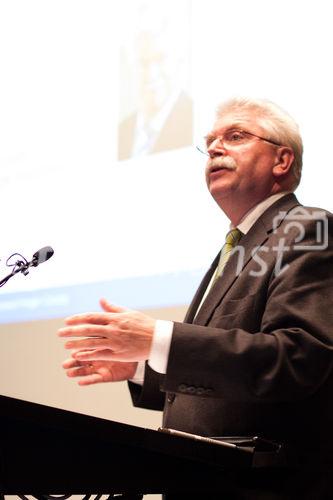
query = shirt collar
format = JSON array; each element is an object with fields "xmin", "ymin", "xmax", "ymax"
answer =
[{"xmin": 236, "ymin": 192, "xmax": 291, "ymax": 235}]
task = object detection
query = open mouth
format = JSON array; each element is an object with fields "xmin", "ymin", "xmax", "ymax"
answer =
[{"xmin": 210, "ymin": 166, "xmax": 229, "ymax": 173}]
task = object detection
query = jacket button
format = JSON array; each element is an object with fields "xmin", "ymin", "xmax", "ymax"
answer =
[
  {"xmin": 178, "ymin": 384, "xmax": 187, "ymax": 393},
  {"xmin": 187, "ymin": 386, "xmax": 196, "ymax": 394},
  {"xmin": 167, "ymin": 393, "xmax": 175, "ymax": 403}
]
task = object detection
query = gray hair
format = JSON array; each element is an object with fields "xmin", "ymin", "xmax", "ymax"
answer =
[{"xmin": 216, "ymin": 97, "xmax": 303, "ymax": 190}]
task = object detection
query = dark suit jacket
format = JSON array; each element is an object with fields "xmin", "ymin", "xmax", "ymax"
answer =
[{"xmin": 129, "ymin": 193, "xmax": 333, "ymax": 496}]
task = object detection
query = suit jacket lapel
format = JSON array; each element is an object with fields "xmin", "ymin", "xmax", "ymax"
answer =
[
  {"xmin": 192, "ymin": 193, "xmax": 301, "ymax": 326},
  {"xmin": 184, "ymin": 253, "xmax": 219, "ymax": 323}
]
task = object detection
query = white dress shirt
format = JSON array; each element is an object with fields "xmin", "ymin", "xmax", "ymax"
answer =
[{"xmin": 131, "ymin": 192, "xmax": 290, "ymax": 383}]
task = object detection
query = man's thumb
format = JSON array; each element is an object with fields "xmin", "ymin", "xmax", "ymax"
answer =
[{"xmin": 99, "ymin": 298, "xmax": 129, "ymax": 313}]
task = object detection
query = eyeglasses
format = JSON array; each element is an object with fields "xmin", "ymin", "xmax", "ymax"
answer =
[{"xmin": 196, "ymin": 128, "xmax": 282, "ymax": 156}]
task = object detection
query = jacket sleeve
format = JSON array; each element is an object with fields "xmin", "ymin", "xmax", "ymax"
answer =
[{"xmin": 128, "ymin": 362, "xmax": 165, "ymax": 411}]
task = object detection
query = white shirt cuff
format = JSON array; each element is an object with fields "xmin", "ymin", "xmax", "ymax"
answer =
[
  {"xmin": 130, "ymin": 360, "xmax": 146, "ymax": 385},
  {"xmin": 148, "ymin": 319, "xmax": 173, "ymax": 374}
]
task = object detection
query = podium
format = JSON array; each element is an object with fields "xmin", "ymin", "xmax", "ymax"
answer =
[{"xmin": 0, "ymin": 394, "xmax": 285, "ymax": 496}]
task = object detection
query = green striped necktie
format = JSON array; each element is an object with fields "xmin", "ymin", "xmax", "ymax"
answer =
[{"xmin": 212, "ymin": 228, "xmax": 242, "ymax": 285}]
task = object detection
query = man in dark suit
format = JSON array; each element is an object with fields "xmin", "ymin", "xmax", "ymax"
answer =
[{"xmin": 59, "ymin": 97, "xmax": 333, "ymax": 498}]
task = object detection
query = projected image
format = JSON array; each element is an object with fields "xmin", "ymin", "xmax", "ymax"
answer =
[
  {"xmin": 1, "ymin": 0, "xmax": 332, "ymax": 326},
  {"xmin": 118, "ymin": 0, "xmax": 193, "ymax": 161}
]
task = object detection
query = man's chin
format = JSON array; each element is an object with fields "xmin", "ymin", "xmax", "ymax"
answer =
[{"xmin": 208, "ymin": 180, "xmax": 235, "ymax": 199}]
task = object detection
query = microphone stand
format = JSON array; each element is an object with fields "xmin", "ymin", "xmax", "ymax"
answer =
[{"xmin": 0, "ymin": 259, "xmax": 34, "ymax": 288}]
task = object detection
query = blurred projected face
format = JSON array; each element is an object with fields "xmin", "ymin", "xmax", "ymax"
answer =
[
  {"xmin": 136, "ymin": 32, "xmax": 173, "ymax": 121},
  {"xmin": 205, "ymin": 111, "xmax": 280, "ymax": 205}
]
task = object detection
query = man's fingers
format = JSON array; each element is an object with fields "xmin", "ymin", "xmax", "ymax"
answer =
[
  {"xmin": 63, "ymin": 312, "xmax": 112, "ymax": 326},
  {"xmin": 63, "ymin": 338, "xmax": 113, "ymax": 351},
  {"xmin": 74, "ymin": 348, "xmax": 115, "ymax": 360},
  {"xmin": 62, "ymin": 355, "xmax": 97, "ymax": 371},
  {"xmin": 63, "ymin": 301, "xmax": 130, "ymax": 326},
  {"xmin": 62, "ymin": 358, "xmax": 76, "ymax": 369},
  {"xmin": 65, "ymin": 367, "xmax": 105, "ymax": 386},
  {"xmin": 62, "ymin": 357, "xmax": 89, "ymax": 369},
  {"xmin": 66, "ymin": 365, "xmax": 95, "ymax": 377},
  {"xmin": 58, "ymin": 324, "xmax": 107, "ymax": 338},
  {"xmin": 63, "ymin": 359, "xmax": 107, "ymax": 385},
  {"xmin": 77, "ymin": 374, "xmax": 105, "ymax": 386}
]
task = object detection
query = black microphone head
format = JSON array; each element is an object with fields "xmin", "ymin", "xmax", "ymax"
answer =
[{"xmin": 31, "ymin": 246, "xmax": 54, "ymax": 266}]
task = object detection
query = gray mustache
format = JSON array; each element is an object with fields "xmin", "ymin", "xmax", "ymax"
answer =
[{"xmin": 208, "ymin": 157, "xmax": 237, "ymax": 171}]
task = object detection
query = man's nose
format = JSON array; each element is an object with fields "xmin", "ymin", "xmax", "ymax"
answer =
[{"xmin": 207, "ymin": 137, "xmax": 226, "ymax": 157}]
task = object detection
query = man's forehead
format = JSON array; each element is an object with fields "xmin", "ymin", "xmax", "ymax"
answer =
[{"xmin": 211, "ymin": 112, "xmax": 259, "ymax": 133}]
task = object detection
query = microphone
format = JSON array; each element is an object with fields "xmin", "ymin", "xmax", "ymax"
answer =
[
  {"xmin": 0, "ymin": 246, "xmax": 54, "ymax": 287},
  {"xmin": 31, "ymin": 246, "xmax": 54, "ymax": 267}
]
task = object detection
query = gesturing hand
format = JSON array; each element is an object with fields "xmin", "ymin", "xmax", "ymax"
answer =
[
  {"xmin": 58, "ymin": 298, "xmax": 156, "ymax": 362},
  {"xmin": 62, "ymin": 357, "xmax": 138, "ymax": 386}
]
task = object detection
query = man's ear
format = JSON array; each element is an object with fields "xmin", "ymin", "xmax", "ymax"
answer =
[{"xmin": 272, "ymin": 147, "xmax": 295, "ymax": 178}]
